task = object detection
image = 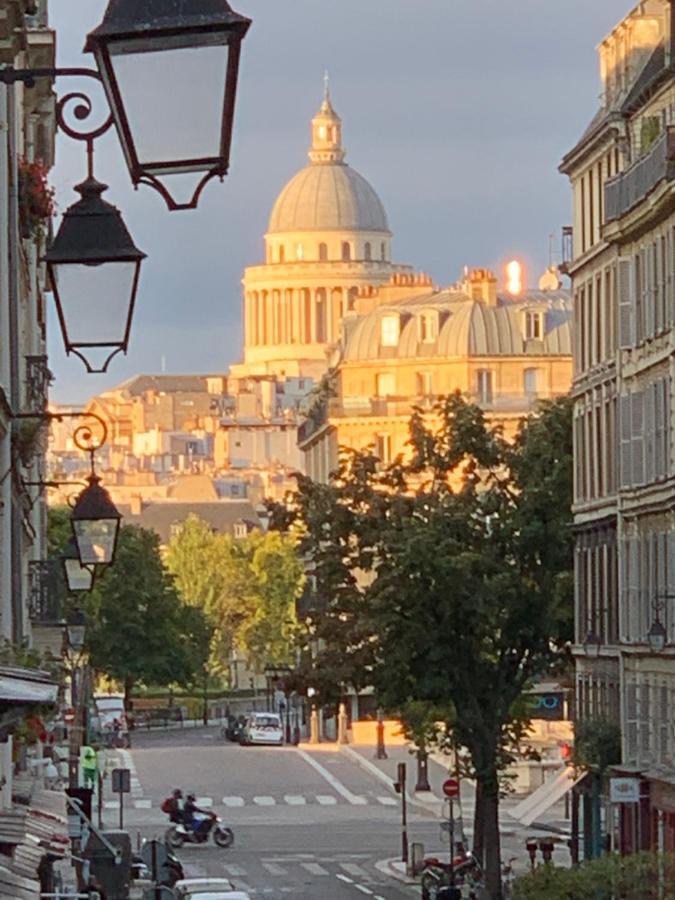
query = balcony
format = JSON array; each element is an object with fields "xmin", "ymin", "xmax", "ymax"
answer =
[
  {"xmin": 604, "ymin": 126, "xmax": 675, "ymax": 223},
  {"xmin": 28, "ymin": 560, "xmax": 65, "ymax": 626}
]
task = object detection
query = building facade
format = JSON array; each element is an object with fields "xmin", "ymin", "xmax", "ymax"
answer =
[
  {"xmin": 561, "ymin": 0, "xmax": 675, "ymax": 854},
  {"xmin": 231, "ymin": 85, "xmax": 415, "ymax": 381},
  {"xmin": 299, "ymin": 268, "xmax": 573, "ymax": 482}
]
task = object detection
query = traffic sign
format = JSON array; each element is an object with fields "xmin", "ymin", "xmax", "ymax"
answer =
[
  {"xmin": 442, "ymin": 777, "xmax": 460, "ymax": 799},
  {"xmin": 112, "ymin": 768, "xmax": 131, "ymax": 794},
  {"xmin": 64, "ymin": 708, "xmax": 75, "ymax": 725},
  {"xmin": 141, "ymin": 839, "xmax": 169, "ymax": 872}
]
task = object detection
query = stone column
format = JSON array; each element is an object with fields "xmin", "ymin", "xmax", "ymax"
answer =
[{"xmin": 310, "ymin": 289, "xmax": 318, "ymax": 344}]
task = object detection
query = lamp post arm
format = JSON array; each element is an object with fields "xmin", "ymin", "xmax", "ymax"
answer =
[
  {"xmin": 12, "ymin": 410, "xmax": 108, "ymax": 451},
  {"xmin": 0, "ymin": 66, "xmax": 101, "ymax": 86}
]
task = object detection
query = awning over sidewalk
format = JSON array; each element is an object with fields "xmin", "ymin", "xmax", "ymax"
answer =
[{"xmin": 508, "ymin": 765, "xmax": 585, "ymax": 827}]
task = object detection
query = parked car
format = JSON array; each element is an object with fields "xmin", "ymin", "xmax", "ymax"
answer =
[
  {"xmin": 93, "ymin": 693, "xmax": 130, "ymax": 747},
  {"xmin": 173, "ymin": 877, "xmax": 250, "ymax": 899},
  {"xmin": 240, "ymin": 713, "xmax": 284, "ymax": 746},
  {"xmin": 221, "ymin": 714, "xmax": 247, "ymax": 743}
]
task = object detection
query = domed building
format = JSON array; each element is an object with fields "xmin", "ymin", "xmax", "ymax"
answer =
[{"xmin": 231, "ymin": 86, "xmax": 415, "ymax": 380}]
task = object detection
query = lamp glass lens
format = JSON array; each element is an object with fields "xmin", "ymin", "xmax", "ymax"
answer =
[
  {"xmin": 65, "ymin": 557, "xmax": 93, "ymax": 593},
  {"xmin": 109, "ymin": 36, "xmax": 229, "ymax": 171},
  {"xmin": 53, "ymin": 261, "xmax": 137, "ymax": 345},
  {"xmin": 74, "ymin": 518, "xmax": 118, "ymax": 566}
]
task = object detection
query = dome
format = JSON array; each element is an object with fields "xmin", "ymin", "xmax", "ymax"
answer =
[
  {"xmin": 267, "ymin": 86, "xmax": 390, "ymax": 235},
  {"xmin": 268, "ymin": 164, "xmax": 390, "ymax": 234}
]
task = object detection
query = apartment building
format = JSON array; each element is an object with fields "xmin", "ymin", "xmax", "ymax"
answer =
[{"xmin": 561, "ymin": 0, "xmax": 675, "ymax": 853}]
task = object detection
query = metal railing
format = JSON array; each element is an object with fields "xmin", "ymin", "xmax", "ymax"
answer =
[
  {"xmin": 605, "ymin": 126, "xmax": 675, "ymax": 222},
  {"xmin": 24, "ymin": 354, "xmax": 53, "ymax": 412}
]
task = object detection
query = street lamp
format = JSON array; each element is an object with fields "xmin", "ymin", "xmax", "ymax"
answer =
[
  {"xmin": 646, "ymin": 593, "xmax": 675, "ymax": 653},
  {"xmin": 582, "ymin": 629, "xmax": 602, "ymax": 658},
  {"xmin": 45, "ymin": 176, "xmax": 146, "ymax": 374},
  {"xmin": 85, "ymin": 0, "xmax": 252, "ymax": 211},
  {"xmin": 71, "ymin": 473, "xmax": 122, "ymax": 567},
  {"xmin": 62, "ymin": 539, "xmax": 95, "ymax": 593},
  {"xmin": 66, "ymin": 608, "xmax": 86, "ymax": 655}
]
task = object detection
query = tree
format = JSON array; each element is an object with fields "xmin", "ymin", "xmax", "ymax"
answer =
[
  {"xmin": 166, "ymin": 518, "xmax": 304, "ymax": 676},
  {"xmin": 85, "ymin": 525, "xmax": 208, "ymax": 704},
  {"xmin": 295, "ymin": 393, "xmax": 573, "ymax": 898}
]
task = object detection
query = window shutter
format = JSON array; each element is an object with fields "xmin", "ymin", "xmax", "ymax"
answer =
[
  {"xmin": 629, "ymin": 536, "xmax": 640, "ymax": 641},
  {"xmin": 618, "ymin": 258, "xmax": 634, "ymax": 348},
  {"xmin": 645, "ymin": 245, "xmax": 655, "ymax": 338},
  {"xmin": 640, "ymin": 683, "xmax": 652, "ymax": 759},
  {"xmin": 666, "ymin": 376, "xmax": 672, "ymax": 478},
  {"xmin": 668, "ymin": 228, "xmax": 675, "ymax": 328},
  {"xmin": 620, "ymin": 393, "xmax": 632, "ymax": 487},
  {"xmin": 632, "ymin": 390, "xmax": 645, "ymax": 485},
  {"xmin": 625, "ymin": 682, "xmax": 638, "ymax": 763},
  {"xmin": 660, "ymin": 685, "xmax": 669, "ymax": 759},
  {"xmin": 655, "ymin": 380, "xmax": 665, "ymax": 478},
  {"xmin": 645, "ymin": 382, "xmax": 656, "ymax": 484}
]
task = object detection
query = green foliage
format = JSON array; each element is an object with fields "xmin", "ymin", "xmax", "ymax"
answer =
[
  {"xmin": 640, "ymin": 116, "xmax": 661, "ymax": 155},
  {"xmin": 573, "ymin": 718, "xmax": 622, "ymax": 773},
  {"xmin": 165, "ymin": 517, "xmax": 304, "ymax": 675},
  {"xmin": 47, "ymin": 506, "xmax": 73, "ymax": 559},
  {"xmin": 84, "ymin": 525, "xmax": 209, "ymax": 699},
  {"xmin": 513, "ymin": 852, "xmax": 675, "ymax": 899},
  {"xmin": 294, "ymin": 392, "xmax": 574, "ymax": 893}
]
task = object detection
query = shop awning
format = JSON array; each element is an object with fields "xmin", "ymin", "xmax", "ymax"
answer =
[
  {"xmin": 509, "ymin": 765, "xmax": 585, "ymax": 827},
  {"xmin": 0, "ymin": 666, "xmax": 58, "ymax": 705}
]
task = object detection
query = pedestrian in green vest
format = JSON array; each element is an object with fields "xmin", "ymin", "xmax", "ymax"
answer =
[{"xmin": 81, "ymin": 745, "xmax": 97, "ymax": 788}]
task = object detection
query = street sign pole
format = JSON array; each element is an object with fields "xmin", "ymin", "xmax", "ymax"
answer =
[{"xmin": 449, "ymin": 797, "xmax": 454, "ymax": 886}]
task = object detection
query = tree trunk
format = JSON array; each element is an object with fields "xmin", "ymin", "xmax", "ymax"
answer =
[
  {"xmin": 123, "ymin": 677, "xmax": 134, "ymax": 710},
  {"xmin": 472, "ymin": 778, "xmax": 484, "ymax": 867},
  {"xmin": 480, "ymin": 767, "xmax": 502, "ymax": 900}
]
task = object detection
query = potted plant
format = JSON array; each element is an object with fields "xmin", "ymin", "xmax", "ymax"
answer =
[{"xmin": 18, "ymin": 157, "xmax": 55, "ymax": 241}]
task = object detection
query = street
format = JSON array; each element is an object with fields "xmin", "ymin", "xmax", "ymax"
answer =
[{"xmin": 104, "ymin": 726, "xmax": 433, "ymax": 898}]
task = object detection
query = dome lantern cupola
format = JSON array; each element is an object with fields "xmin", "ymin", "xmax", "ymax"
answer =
[{"xmin": 309, "ymin": 74, "xmax": 345, "ymax": 164}]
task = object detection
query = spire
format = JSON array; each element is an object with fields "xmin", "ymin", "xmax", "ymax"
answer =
[{"xmin": 309, "ymin": 75, "xmax": 345, "ymax": 164}]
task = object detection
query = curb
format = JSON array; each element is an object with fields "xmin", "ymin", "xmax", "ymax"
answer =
[
  {"xmin": 340, "ymin": 745, "xmax": 442, "ymax": 818},
  {"xmin": 375, "ymin": 857, "xmax": 417, "ymax": 885}
]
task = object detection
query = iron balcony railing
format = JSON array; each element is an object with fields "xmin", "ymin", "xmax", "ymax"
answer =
[
  {"xmin": 605, "ymin": 126, "xmax": 675, "ymax": 223},
  {"xmin": 28, "ymin": 560, "xmax": 66, "ymax": 625},
  {"xmin": 24, "ymin": 354, "xmax": 53, "ymax": 412}
]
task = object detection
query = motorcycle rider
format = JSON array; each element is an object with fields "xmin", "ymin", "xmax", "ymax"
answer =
[
  {"xmin": 183, "ymin": 792, "xmax": 216, "ymax": 841},
  {"xmin": 167, "ymin": 788, "xmax": 184, "ymax": 824}
]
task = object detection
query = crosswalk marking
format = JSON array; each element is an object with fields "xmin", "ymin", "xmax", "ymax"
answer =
[
  {"xmin": 284, "ymin": 794, "xmax": 306, "ymax": 805},
  {"xmin": 355, "ymin": 887, "xmax": 374, "ymax": 896},
  {"xmin": 196, "ymin": 796, "xmax": 213, "ymax": 808},
  {"xmin": 316, "ymin": 795, "xmax": 338, "ymax": 805},
  {"xmin": 253, "ymin": 795, "xmax": 276, "ymax": 806},
  {"xmin": 134, "ymin": 799, "xmax": 152, "ymax": 809},
  {"xmin": 261, "ymin": 862, "xmax": 287, "ymax": 876},
  {"xmin": 222, "ymin": 864, "xmax": 247, "ymax": 877},
  {"xmin": 223, "ymin": 796, "xmax": 245, "ymax": 806},
  {"xmin": 100, "ymin": 791, "xmax": 391, "ymax": 811},
  {"xmin": 349, "ymin": 795, "xmax": 368, "ymax": 805},
  {"xmin": 340, "ymin": 862, "xmax": 369, "ymax": 877},
  {"xmin": 377, "ymin": 796, "xmax": 397, "ymax": 806},
  {"xmin": 301, "ymin": 862, "xmax": 329, "ymax": 876},
  {"xmin": 336, "ymin": 873, "xmax": 353, "ymax": 884}
]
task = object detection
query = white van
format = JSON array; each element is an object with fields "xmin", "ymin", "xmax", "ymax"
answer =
[
  {"xmin": 93, "ymin": 694, "xmax": 129, "ymax": 746},
  {"xmin": 240, "ymin": 713, "xmax": 284, "ymax": 746}
]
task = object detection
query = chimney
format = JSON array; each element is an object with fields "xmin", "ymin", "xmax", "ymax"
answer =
[
  {"xmin": 462, "ymin": 268, "xmax": 498, "ymax": 306},
  {"xmin": 130, "ymin": 494, "xmax": 143, "ymax": 516}
]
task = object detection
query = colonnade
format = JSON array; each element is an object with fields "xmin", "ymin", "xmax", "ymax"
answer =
[{"xmin": 245, "ymin": 285, "xmax": 361, "ymax": 348}]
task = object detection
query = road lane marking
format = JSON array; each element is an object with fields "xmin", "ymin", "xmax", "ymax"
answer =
[
  {"xmin": 336, "ymin": 873, "xmax": 353, "ymax": 884},
  {"xmin": 340, "ymin": 863, "xmax": 369, "ymax": 878},
  {"xmin": 134, "ymin": 799, "xmax": 151, "ymax": 809},
  {"xmin": 296, "ymin": 749, "xmax": 368, "ymax": 805},
  {"xmin": 262, "ymin": 862, "xmax": 287, "ymax": 876},
  {"xmin": 377, "ymin": 796, "xmax": 397, "ymax": 806},
  {"xmin": 118, "ymin": 748, "xmax": 143, "ymax": 798},
  {"xmin": 195, "ymin": 796, "xmax": 213, "ymax": 808},
  {"xmin": 284, "ymin": 794, "xmax": 306, "ymax": 805},
  {"xmin": 301, "ymin": 862, "xmax": 329, "ymax": 876},
  {"xmin": 253, "ymin": 795, "xmax": 276, "ymax": 805},
  {"xmin": 103, "ymin": 801, "xmax": 119, "ymax": 810},
  {"xmin": 222, "ymin": 864, "xmax": 247, "ymax": 877},
  {"xmin": 222, "ymin": 796, "xmax": 245, "ymax": 806},
  {"xmin": 316, "ymin": 795, "xmax": 338, "ymax": 805},
  {"xmin": 355, "ymin": 887, "xmax": 374, "ymax": 896}
]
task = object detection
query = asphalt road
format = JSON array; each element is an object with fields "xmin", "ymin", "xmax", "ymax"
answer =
[{"xmin": 105, "ymin": 726, "xmax": 438, "ymax": 898}]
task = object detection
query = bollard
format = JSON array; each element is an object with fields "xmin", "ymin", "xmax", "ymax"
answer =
[
  {"xmin": 310, "ymin": 705, "xmax": 320, "ymax": 744},
  {"xmin": 375, "ymin": 707, "xmax": 387, "ymax": 760},
  {"xmin": 338, "ymin": 703, "xmax": 349, "ymax": 744}
]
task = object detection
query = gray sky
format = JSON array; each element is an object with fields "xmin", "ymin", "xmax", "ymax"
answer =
[{"xmin": 49, "ymin": 0, "xmax": 624, "ymax": 402}]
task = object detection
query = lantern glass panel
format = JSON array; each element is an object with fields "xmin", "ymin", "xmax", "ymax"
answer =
[
  {"xmin": 107, "ymin": 35, "xmax": 230, "ymax": 172},
  {"xmin": 64, "ymin": 557, "xmax": 94, "ymax": 593},
  {"xmin": 74, "ymin": 518, "xmax": 118, "ymax": 566},
  {"xmin": 52, "ymin": 261, "xmax": 137, "ymax": 345}
]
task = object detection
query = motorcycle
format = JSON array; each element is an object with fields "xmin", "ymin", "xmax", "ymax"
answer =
[
  {"xmin": 131, "ymin": 849, "xmax": 184, "ymax": 886},
  {"xmin": 165, "ymin": 813, "xmax": 234, "ymax": 849},
  {"xmin": 421, "ymin": 852, "xmax": 482, "ymax": 900}
]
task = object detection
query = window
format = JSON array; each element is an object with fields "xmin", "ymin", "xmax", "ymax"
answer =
[
  {"xmin": 381, "ymin": 242, "xmax": 386, "ymax": 261},
  {"xmin": 417, "ymin": 372, "xmax": 433, "ymax": 396},
  {"xmin": 381, "ymin": 315, "xmax": 400, "ymax": 347},
  {"xmin": 233, "ymin": 521, "xmax": 247, "ymax": 540},
  {"xmin": 375, "ymin": 433, "xmax": 391, "ymax": 465},
  {"xmin": 476, "ymin": 369, "xmax": 493, "ymax": 404},
  {"xmin": 318, "ymin": 242, "xmax": 328, "ymax": 262},
  {"xmin": 419, "ymin": 313, "xmax": 436, "ymax": 342},
  {"xmin": 318, "ymin": 125, "xmax": 327, "ymax": 140},
  {"xmin": 296, "ymin": 243, "xmax": 304, "ymax": 261},
  {"xmin": 341, "ymin": 242, "xmax": 351, "ymax": 262},
  {"xmin": 376, "ymin": 373, "xmax": 396, "ymax": 397},
  {"xmin": 524, "ymin": 368, "xmax": 541, "ymax": 398},
  {"xmin": 278, "ymin": 245, "xmax": 285, "ymax": 263},
  {"xmin": 364, "ymin": 242, "xmax": 372, "ymax": 261},
  {"xmin": 525, "ymin": 311, "xmax": 542, "ymax": 340}
]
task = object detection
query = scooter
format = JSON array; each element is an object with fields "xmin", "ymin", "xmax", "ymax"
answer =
[
  {"xmin": 165, "ymin": 813, "xmax": 234, "ymax": 850},
  {"xmin": 131, "ymin": 849, "xmax": 184, "ymax": 886},
  {"xmin": 421, "ymin": 852, "xmax": 482, "ymax": 900}
]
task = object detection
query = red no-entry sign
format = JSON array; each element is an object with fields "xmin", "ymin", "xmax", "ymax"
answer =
[{"xmin": 442, "ymin": 777, "xmax": 460, "ymax": 799}]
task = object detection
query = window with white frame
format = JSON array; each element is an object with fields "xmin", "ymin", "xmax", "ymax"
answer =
[
  {"xmin": 380, "ymin": 315, "xmax": 400, "ymax": 347},
  {"xmin": 524, "ymin": 368, "xmax": 542, "ymax": 398},
  {"xmin": 524, "ymin": 310, "xmax": 543, "ymax": 340},
  {"xmin": 416, "ymin": 372, "xmax": 433, "ymax": 396},
  {"xmin": 476, "ymin": 369, "xmax": 494, "ymax": 404},
  {"xmin": 375, "ymin": 433, "xmax": 392, "ymax": 465},
  {"xmin": 418, "ymin": 313, "xmax": 436, "ymax": 343},
  {"xmin": 376, "ymin": 372, "xmax": 396, "ymax": 397}
]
